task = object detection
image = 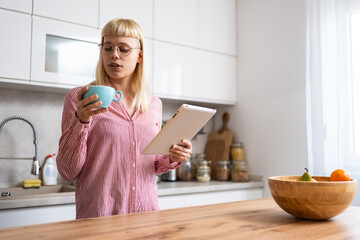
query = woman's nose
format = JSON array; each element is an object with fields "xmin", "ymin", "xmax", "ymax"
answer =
[{"xmin": 111, "ymin": 47, "xmax": 120, "ymax": 59}]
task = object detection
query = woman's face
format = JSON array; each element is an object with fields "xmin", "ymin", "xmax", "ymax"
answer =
[{"xmin": 101, "ymin": 35, "xmax": 142, "ymax": 83}]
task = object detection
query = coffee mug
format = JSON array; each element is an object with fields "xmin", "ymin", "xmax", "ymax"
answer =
[{"xmin": 83, "ymin": 86, "xmax": 122, "ymax": 108}]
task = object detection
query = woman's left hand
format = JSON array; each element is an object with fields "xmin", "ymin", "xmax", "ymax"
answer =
[{"xmin": 169, "ymin": 140, "xmax": 192, "ymax": 163}]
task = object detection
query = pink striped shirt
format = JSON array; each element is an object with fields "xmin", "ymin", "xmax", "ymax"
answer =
[{"xmin": 56, "ymin": 87, "xmax": 180, "ymax": 219}]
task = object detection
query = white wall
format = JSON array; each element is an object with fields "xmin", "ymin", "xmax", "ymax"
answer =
[{"xmin": 216, "ymin": 0, "xmax": 308, "ymax": 197}]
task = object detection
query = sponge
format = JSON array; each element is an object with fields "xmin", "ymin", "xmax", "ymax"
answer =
[{"xmin": 23, "ymin": 179, "xmax": 41, "ymax": 189}]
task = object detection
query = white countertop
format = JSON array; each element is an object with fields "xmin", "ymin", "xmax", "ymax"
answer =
[
  {"xmin": 0, "ymin": 179, "xmax": 264, "ymax": 210},
  {"xmin": 157, "ymin": 180, "xmax": 264, "ymax": 196}
]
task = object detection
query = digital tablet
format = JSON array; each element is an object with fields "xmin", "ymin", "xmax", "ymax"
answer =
[{"xmin": 142, "ymin": 104, "xmax": 217, "ymax": 155}]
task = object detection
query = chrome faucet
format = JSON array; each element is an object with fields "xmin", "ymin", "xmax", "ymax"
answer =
[{"xmin": 0, "ymin": 116, "xmax": 41, "ymax": 175}]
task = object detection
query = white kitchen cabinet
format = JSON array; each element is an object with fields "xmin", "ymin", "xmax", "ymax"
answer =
[
  {"xmin": 158, "ymin": 188, "xmax": 263, "ymax": 210},
  {"xmin": 199, "ymin": 0, "xmax": 236, "ymax": 56},
  {"xmin": 147, "ymin": 39, "xmax": 154, "ymax": 93},
  {"xmin": 31, "ymin": 16, "xmax": 100, "ymax": 87},
  {"xmin": 154, "ymin": 0, "xmax": 198, "ymax": 47},
  {"xmin": 33, "ymin": 0, "xmax": 98, "ymax": 27},
  {"xmin": 0, "ymin": 9, "xmax": 31, "ymax": 82},
  {"xmin": 99, "ymin": 0, "xmax": 153, "ymax": 38},
  {"xmin": 0, "ymin": 204, "xmax": 75, "ymax": 229},
  {"xmin": 0, "ymin": 0, "xmax": 32, "ymax": 13},
  {"xmin": 153, "ymin": 41, "xmax": 236, "ymax": 104}
]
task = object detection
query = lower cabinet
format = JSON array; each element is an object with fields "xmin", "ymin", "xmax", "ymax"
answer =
[
  {"xmin": 0, "ymin": 204, "xmax": 76, "ymax": 229},
  {"xmin": 158, "ymin": 188, "xmax": 263, "ymax": 210},
  {"xmin": 0, "ymin": 188, "xmax": 263, "ymax": 228}
]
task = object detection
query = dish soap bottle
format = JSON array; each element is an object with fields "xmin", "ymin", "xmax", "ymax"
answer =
[{"xmin": 43, "ymin": 154, "xmax": 58, "ymax": 185}]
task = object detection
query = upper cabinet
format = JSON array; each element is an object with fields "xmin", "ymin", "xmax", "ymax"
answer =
[
  {"xmin": 31, "ymin": 17, "xmax": 100, "ymax": 87},
  {"xmin": 0, "ymin": 0, "xmax": 237, "ymax": 104},
  {"xmin": 0, "ymin": 0, "xmax": 32, "ymax": 13},
  {"xmin": 154, "ymin": 0, "xmax": 198, "ymax": 47},
  {"xmin": 99, "ymin": 0, "xmax": 153, "ymax": 38},
  {"xmin": 33, "ymin": 0, "xmax": 98, "ymax": 27},
  {"xmin": 153, "ymin": 41, "xmax": 236, "ymax": 104},
  {"xmin": 0, "ymin": 9, "xmax": 31, "ymax": 81},
  {"xmin": 199, "ymin": 0, "xmax": 236, "ymax": 55}
]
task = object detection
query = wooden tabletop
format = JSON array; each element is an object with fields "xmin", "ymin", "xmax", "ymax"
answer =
[{"xmin": 0, "ymin": 198, "xmax": 359, "ymax": 240}]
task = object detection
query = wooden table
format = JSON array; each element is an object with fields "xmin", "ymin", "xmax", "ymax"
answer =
[{"xmin": 0, "ymin": 198, "xmax": 359, "ymax": 239}]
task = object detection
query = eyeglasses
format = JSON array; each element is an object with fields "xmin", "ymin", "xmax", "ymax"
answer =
[{"xmin": 98, "ymin": 42, "xmax": 141, "ymax": 57}]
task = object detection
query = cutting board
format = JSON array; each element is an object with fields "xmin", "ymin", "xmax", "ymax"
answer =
[{"xmin": 205, "ymin": 112, "xmax": 233, "ymax": 179}]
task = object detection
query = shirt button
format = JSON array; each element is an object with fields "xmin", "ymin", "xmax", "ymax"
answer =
[
  {"xmin": 129, "ymin": 121, "xmax": 133, "ymax": 125},
  {"xmin": 132, "ymin": 142, "xmax": 135, "ymax": 146},
  {"xmin": 132, "ymin": 163, "xmax": 136, "ymax": 168},
  {"xmin": 132, "ymin": 186, "xmax": 135, "ymax": 191}
]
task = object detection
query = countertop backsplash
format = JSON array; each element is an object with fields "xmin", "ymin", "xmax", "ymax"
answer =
[{"xmin": 0, "ymin": 88, "xmax": 215, "ymax": 187}]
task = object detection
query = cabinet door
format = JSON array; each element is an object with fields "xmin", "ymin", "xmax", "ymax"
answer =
[
  {"xmin": 0, "ymin": 204, "xmax": 75, "ymax": 228},
  {"xmin": 146, "ymin": 38, "xmax": 154, "ymax": 93},
  {"xmin": 99, "ymin": 0, "xmax": 153, "ymax": 38},
  {"xmin": 31, "ymin": 16, "xmax": 100, "ymax": 87},
  {"xmin": 0, "ymin": 0, "xmax": 32, "ymax": 13},
  {"xmin": 199, "ymin": 0, "xmax": 236, "ymax": 55},
  {"xmin": 153, "ymin": 41, "xmax": 236, "ymax": 104},
  {"xmin": 154, "ymin": 0, "xmax": 198, "ymax": 47},
  {"xmin": 33, "ymin": 0, "xmax": 98, "ymax": 27},
  {"xmin": 0, "ymin": 9, "xmax": 31, "ymax": 81}
]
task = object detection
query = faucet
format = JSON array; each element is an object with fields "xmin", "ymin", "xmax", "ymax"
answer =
[{"xmin": 0, "ymin": 116, "xmax": 41, "ymax": 175}]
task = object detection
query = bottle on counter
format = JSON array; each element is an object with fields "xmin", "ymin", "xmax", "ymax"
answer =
[
  {"xmin": 179, "ymin": 156, "xmax": 193, "ymax": 181},
  {"xmin": 193, "ymin": 153, "xmax": 207, "ymax": 180},
  {"xmin": 230, "ymin": 142, "xmax": 244, "ymax": 161},
  {"xmin": 197, "ymin": 165, "xmax": 211, "ymax": 182},
  {"xmin": 42, "ymin": 153, "xmax": 58, "ymax": 186},
  {"xmin": 196, "ymin": 158, "xmax": 211, "ymax": 182},
  {"xmin": 216, "ymin": 160, "xmax": 231, "ymax": 181},
  {"xmin": 231, "ymin": 159, "xmax": 249, "ymax": 182}
]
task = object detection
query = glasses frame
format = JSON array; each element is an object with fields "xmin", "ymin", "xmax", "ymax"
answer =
[{"xmin": 98, "ymin": 42, "xmax": 141, "ymax": 57}]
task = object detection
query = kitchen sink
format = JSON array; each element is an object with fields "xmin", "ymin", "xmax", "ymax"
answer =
[
  {"xmin": 0, "ymin": 185, "xmax": 75, "ymax": 198},
  {"xmin": 0, "ymin": 185, "xmax": 76, "ymax": 210}
]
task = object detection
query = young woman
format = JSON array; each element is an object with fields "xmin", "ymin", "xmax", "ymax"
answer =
[{"xmin": 56, "ymin": 18, "xmax": 192, "ymax": 219}]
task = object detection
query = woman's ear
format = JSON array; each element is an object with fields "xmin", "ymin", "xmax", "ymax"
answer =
[{"xmin": 137, "ymin": 50, "xmax": 143, "ymax": 63}]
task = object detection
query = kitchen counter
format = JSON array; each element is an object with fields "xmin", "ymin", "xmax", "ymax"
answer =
[
  {"xmin": 0, "ymin": 180, "xmax": 263, "ymax": 209},
  {"xmin": 0, "ymin": 198, "xmax": 359, "ymax": 239},
  {"xmin": 158, "ymin": 179, "xmax": 263, "ymax": 196}
]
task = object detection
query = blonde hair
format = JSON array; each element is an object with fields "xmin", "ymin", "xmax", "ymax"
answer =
[{"xmin": 91, "ymin": 18, "xmax": 150, "ymax": 112}]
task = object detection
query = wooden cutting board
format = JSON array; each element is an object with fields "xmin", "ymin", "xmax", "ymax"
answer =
[{"xmin": 205, "ymin": 112, "xmax": 233, "ymax": 179}]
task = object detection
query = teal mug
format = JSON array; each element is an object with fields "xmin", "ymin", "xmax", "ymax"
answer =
[{"xmin": 83, "ymin": 86, "xmax": 122, "ymax": 108}]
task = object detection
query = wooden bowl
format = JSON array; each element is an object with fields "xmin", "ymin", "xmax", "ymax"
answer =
[{"xmin": 268, "ymin": 176, "xmax": 357, "ymax": 220}]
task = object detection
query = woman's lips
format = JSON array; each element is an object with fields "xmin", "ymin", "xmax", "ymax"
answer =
[{"xmin": 108, "ymin": 63, "xmax": 122, "ymax": 70}]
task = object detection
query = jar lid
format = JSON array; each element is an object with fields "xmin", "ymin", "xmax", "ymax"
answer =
[
  {"xmin": 231, "ymin": 142, "xmax": 243, "ymax": 148},
  {"xmin": 195, "ymin": 153, "xmax": 206, "ymax": 160},
  {"xmin": 197, "ymin": 168, "xmax": 211, "ymax": 174},
  {"xmin": 197, "ymin": 165, "xmax": 210, "ymax": 170},
  {"xmin": 217, "ymin": 160, "xmax": 230, "ymax": 165},
  {"xmin": 197, "ymin": 160, "xmax": 211, "ymax": 167}
]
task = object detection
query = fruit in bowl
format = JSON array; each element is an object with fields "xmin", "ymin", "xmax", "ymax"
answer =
[{"xmin": 268, "ymin": 172, "xmax": 357, "ymax": 220}]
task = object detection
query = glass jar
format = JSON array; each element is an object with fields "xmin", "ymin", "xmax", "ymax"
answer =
[
  {"xmin": 179, "ymin": 157, "xmax": 193, "ymax": 181},
  {"xmin": 231, "ymin": 160, "xmax": 249, "ymax": 182},
  {"xmin": 216, "ymin": 160, "xmax": 231, "ymax": 181},
  {"xmin": 230, "ymin": 142, "xmax": 244, "ymax": 161},
  {"xmin": 193, "ymin": 153, "xmax": 209, "ymax": 180},
  {"xmin": 197, "ymin": 166, "xmax": 211, "ymax": 182}
]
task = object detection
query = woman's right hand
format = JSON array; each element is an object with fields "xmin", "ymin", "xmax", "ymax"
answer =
[{"xmin": 76, "ymin": 86, "xmax": 108, "ymax": 123}]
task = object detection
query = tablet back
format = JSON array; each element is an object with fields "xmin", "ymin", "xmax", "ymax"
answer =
[{"xmin": 142, "ymin": 104, "xmax": 216, "ymax": 155}]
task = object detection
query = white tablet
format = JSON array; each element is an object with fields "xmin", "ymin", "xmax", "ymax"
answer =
[{"xmin": 142, "ymin": 104, "xmax": 217, "ymax": 155}]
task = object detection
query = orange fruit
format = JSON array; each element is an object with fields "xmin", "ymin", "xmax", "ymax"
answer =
[{"xmin": 330, "ymin": 169, "xmax": 351, "ymax": 181}]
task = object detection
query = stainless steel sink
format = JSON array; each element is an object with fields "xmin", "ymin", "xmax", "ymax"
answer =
[
  {"xmin": 0, "ymin": 185, "xmax": 75, "ymax": 198},
  {"xmin": 0, "ymin": 185, "xmax": 76, "ymax": 210}
]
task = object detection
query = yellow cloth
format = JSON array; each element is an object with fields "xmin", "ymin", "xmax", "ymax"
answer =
[{"xmin": 23, "ymin": 179, "xmax": 41, "ymax": 188}]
